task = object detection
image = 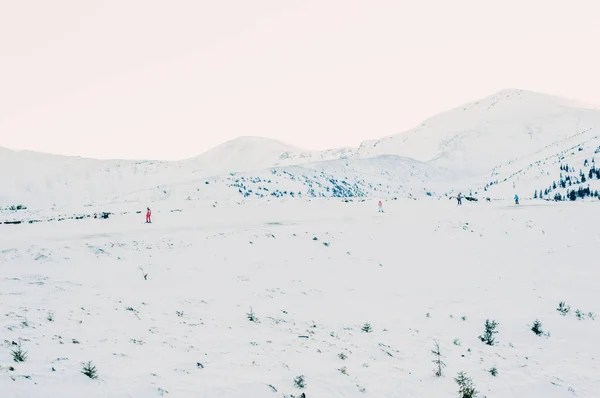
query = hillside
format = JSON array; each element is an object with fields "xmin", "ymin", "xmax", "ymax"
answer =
[
  {"xmin": 3, "ymin": 89, "xmax": 600, "ymax": 398},
  {"xmin": 0, "ymin": 144, "xmax": 440, "ymax": 211},
  {"xmin": 183, "ymin": 136, "xmax": 356, "ymax": 177},
  {"xmin": 469, "ymin": 127, "xmax": 600, "ymax": 201},
  {"xmin": 2, "ymin": 199, "xmax": 598, "ymax": 397},
  {"xmin": 357, "ymin": 89, "xmax": 600, "ymax": 175},
  {"xmin": 0, "ymin": 139, "xmax": 352, "ymax": 210},
  {"xmin": 3, "ymin": 89, "xmax": 600, "ymax": 210}
]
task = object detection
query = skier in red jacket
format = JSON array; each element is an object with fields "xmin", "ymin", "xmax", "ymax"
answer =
[{"xmin": 146, "ymin": 207, "xmax": 151, "ymax": 223}]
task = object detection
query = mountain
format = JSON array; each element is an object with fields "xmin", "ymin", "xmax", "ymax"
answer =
[
  {"xmin": 4, "ymin": 88, "xmax": 600, "ymax": 210},
  {"xmin": 183, "ymin": 136, "xmax": 356, "ymax": 177},
  {"xmin": 357, "ymin": 89, "xmax": 600, "ymax": 175}
]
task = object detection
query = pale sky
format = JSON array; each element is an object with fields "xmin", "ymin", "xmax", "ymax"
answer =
[{"xmin": 1, "ymin": 0, "xmax": 600, "ymax": 160}]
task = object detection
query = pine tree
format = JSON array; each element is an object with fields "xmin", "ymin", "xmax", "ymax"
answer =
[
  {"xmin": 431, "ymin": 341, "xmax": 446, "ymax": 377},
  {"xmin": 569, "ymin": 190, "xmax": 577, "ymax": 201},
  {"xmin": 455, "ymin": 372, "xmax": 479, "ymax": 398},
  {"xmin": 533, "ymin": 190, "xmax": 538, "ymax": 199},
  {"xmin": 479, "ymin": 319, "xmax": 499, "ymax": 346},
  {"xmin": 553, "ymin": 193, "xmax": 562, "ymax": 201}
]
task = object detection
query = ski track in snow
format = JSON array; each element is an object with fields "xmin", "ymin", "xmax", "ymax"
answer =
[{"xmin": 1, "ymin": 199, "xmax": 599, "ymax": 398}]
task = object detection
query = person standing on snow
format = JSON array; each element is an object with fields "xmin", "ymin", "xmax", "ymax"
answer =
[
  {"xmin": 457, "ymin": 193, "xmax": 462, "ymax": 205},
  {"xmin": 514, "ymin": 194, "xmax": 519, "ymax": 205},
  {"xmin": 146, "ymin": 207, "xmax": 152, "ymax": 223},
  {"xmin": 378, "ymin": 200, "xmax": 384, "ymax": 213}
]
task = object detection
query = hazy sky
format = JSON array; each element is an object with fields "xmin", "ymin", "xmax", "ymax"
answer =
[{"xmin": 1, "ymin": 0, "xmax": 600, "ymax": 160}]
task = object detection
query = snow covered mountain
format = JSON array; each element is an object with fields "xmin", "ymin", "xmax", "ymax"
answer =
[
  {"xmin": 4, "ymin": 90, "xmax": 600, "ymax": 398},
  {"xmin": 183, "ymin": 136, "xmax": 356, "ymax": 176},
  {"xmin": 357, "ymin": 89, "xmax": 600, "ymax": 175},
  {"xmin": 0, "ymin": 138, "xmax": 358, "ymax": 209},
  {"xmin": 3, "ymin": 89, "xmax": 600, "ymax": 210}
]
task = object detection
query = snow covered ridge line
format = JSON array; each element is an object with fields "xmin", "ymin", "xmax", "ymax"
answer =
[
  {"xmin": 4, "ymin": 88, "xmax": 600, "ymax": 206},
  {"xmin": 475, "ymin": 130, "xmax": 600, "ymax": 200}
]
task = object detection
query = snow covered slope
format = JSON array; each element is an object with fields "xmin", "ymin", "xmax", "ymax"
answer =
[
  {"xmin": 469, "ymin": 126, "xmax": 600, "ymax": 202},
  {"xmin": 1, "ymin": 199, "xmax": 598, "ymax": 397},
  {"xmin": 0, "ymin": 147, "xmax": 179, "ymax": 209},
  {"xmin": 0, "ymin": 137, "xmax": 358, "ymax": 209},
  {"xmin": 0, "ymin": 143, "xmax": 434, "ymax": 210},
  {"xmin": 104, "ymin": 155, "xmax": 446, "ymax": 209},
  {"xmin": 183, "ymin": 136, "xmax": 356, "ymax": 176},
  {"xmin": 4, "ymin": 89, "xmax": 600, "ymax": 209},
  {"xmin": 357, "ymin": 89, "xmax": 600, "ymax": 175}
]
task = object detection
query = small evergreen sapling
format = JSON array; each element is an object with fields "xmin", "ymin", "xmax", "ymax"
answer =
[
  {"xmin": 361, "ymin": 323, "xmax": 373, "ymax": 333},
  {"xmin": 294, "ymin": 375, "xmax": 306, "ymax": 389},
  {"xmin": 455, "ymin": 371, "xmax": 480, "ymax": 398},
  {"xmin": 479, "ymin": 319, "xmax": 499, "ymax": 346},
  {"xmin": 10, "ymin": 343, "xmax": 27, "ymax": 363},
  {"xmin": 247, "ymin": 307, "xmax": 258, "ymax": 323},
  {"xmin": 531, "ymin": 320, "xmax": 544, "ymax": 336},
  {"xmin": 431, "ymin": 341, "xmax": 446, "ymax": 377},
  {"xmin": 557, "ymin": 301, "xmax": 570, "ymax": 316},
  {"xmin": 81, "ymin": 361, "xmax": 98, "ymax": 379}
]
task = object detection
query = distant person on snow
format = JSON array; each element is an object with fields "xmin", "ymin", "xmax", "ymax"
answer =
[
  {"xmin": 457, "ymin": 193, "xmax": 462, "ymax": 205},
  {"xmin": 514, "ymin": 194, "xmax": 519, "ymax": 205},
  {"xmin": 146, "ymin": 207, "xmax": 152, "ymax": 223},
  {"xmin": 378, "ymin": 200, "xmax": 384, "ymax": 213}
]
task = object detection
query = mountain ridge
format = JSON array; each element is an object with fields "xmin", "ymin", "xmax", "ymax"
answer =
[{"xmin": 3, "ymin": 88, "xmax": 600, "ymax": 208}]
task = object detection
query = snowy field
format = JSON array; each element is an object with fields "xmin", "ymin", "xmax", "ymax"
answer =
[{"xmin": 1, "ymin": 198, "xmax": 599, "ymax": 397}]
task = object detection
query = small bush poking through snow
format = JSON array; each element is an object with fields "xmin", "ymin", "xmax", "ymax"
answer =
[
  {"xmin": 247, "ymin": 307, "xmax": 258, "ymax": 323},
  {"xmin": 361, "ymin": 322, "xmax": 373, "ymax": 333},
  {"xmin": 10, "ymin": 343, "xmax": 27, "ymax": 362},
  {"xmin": 531, "ymin": 320, "xmax": 544, "ymax": 336},
  {"xmin": 455, "ymin": 371, "xmax": 480, "ymax": 398},
  {"xmin": 588, "ymin": 312, "xmax": 596, "ymax": 320},
  {"xmin": 338, "ymin": 366, "xmax": 349, "ymax": 375},
  {"xmin": 338, "ymin": 352, "xmax": 348, "ymax": 360},
  {"xmin": 47, "ymin": 311, "xmax": 55, "ymax": 322},
  {"xmin": 293, "ymin": 375, "xmax": 306, "ymax": 389},
  {"xmin": 81, "ymin": 361, "xmax": 98, "ymax": 379},
  {"xmin": 557, "ymin": 301, "xmax": 571, "ymax": 316},
  {"xmin": 453, "ymin": 338, "xmax": 462, "ymax": 346},
  {"xmin": 488, "ymin": 367, "xmax": 498, "ymax": 377},
  {"xmin": 479, "ymin": 319, "xmax": 499, "ymax": 346},
  {"xmin": 575, "ymin": 309, "xmax": 585, "ymax": 320}
]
